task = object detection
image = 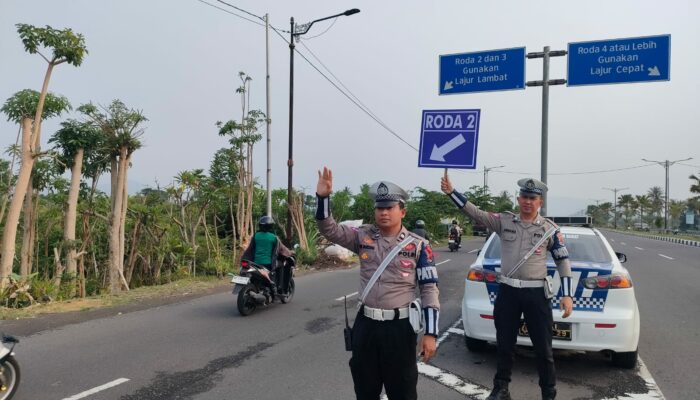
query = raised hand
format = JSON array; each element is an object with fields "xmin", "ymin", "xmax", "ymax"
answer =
[
  {"xmin": 440, "ymin": 169, "xmax": 454, "ymax": 194},
  {"xmin": 316, "ymin": 166, "xmax": 333, "ymax": 197}
]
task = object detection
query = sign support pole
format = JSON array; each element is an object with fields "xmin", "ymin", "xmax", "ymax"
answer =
[{"xmin": 526, "ymin": 47, "xmax": 567, "ymax": 216}]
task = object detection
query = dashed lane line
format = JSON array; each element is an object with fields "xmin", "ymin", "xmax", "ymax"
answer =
[
  {"xmin": 435, "ymin": 259, "xmax": 451, "ymax": 266},
  {"xmin": 621, "ymin": 242, "xmax": 627, "ymax": 245},
  {"xmin": 658, "ymin": 254, "xmax": 674, "ymax": 260},
  {"xmin": 635, "ymin": 246, "xmax": 645, "ymax": 250},
  {"xmin": 468, "ymin": 248, "xmax": 480, "ymax": 254},
  {"xmin": 61, "ymin": 378, "xmax": 129, "ymax": 400}
]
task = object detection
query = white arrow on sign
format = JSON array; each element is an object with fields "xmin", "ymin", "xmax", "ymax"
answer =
[
  {"xmin": 430, "ymin": 134, "xmax": 466, "ymax": 162},
  {"xmin": 443, "ymin": 81, "xmax": 454, "ymax": 91},
  {"xmin": 648, "ymin": 66, "xmax": 660, "ymax": 76}
]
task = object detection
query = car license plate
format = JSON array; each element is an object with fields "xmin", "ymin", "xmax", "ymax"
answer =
[
  {"xmin": 231, "ymin": 276, "xmax": 250, "ymax": 285},
  {"xmin": 518, "ymin": 321, "xmax": 572, "ymax": 341}
]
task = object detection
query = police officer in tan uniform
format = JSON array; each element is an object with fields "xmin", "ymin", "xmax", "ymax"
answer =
[
  {"xmin": 441, "ymin": 171, "xmax": 573, "ymax": 400},
  {"xmin": 316, "ymin": 167, "xmax": 440, "ymax": 400}
]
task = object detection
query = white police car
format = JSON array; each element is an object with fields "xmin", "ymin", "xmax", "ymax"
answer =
[{"xmin": 461, "ymin": 224, "xmax": 640, "ymax": 368}]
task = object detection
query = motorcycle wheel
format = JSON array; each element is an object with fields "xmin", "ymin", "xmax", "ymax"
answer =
[
  {"xmin": 280, "ymin": 278, "xmax": 295, "ymax": 304},
  {"xmin": 237, "ymin": 284, "xmax": 257, "ymax": 316},
  {"xmin": 0, "ymin": 356, "xmax": 20, "ymax": 400}
]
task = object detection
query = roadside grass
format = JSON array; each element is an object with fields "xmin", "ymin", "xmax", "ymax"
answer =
[
  {"xmin": 609, "ymin": 228, "xmax": 700, "ymax": 242},
  {"xmin": 0, "ymin": 258, "xmax": 360, "ymax": 320}
]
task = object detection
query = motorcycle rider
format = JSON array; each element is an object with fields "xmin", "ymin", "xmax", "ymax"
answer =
[
  {"xmin": 241, "ymin": 216, "xmax": 294, "ymax": 295},
  {"xmin": 449, "ymin": 220, "xmax": 462, "ymax": 248},
  {"xmin": 411, "ymin": 219, "xmax": 431, "ymax": 242}
]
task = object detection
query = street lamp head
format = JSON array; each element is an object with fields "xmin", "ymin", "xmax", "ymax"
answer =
[{"xmin": 344, "ymin": 8, "xmax": 361, "ymax": 16}]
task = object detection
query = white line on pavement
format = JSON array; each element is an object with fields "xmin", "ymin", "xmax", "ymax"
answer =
[
  {"xmin": 468, "ymin": 248, "xmax": 479, "ymax": 254},
  {"xmin": 635, "ymin": 247, "xmax": 645, "ymax": 250},
  {"xmin": 602, "ymin": 357, "xmax": 666, "ymax": 399},
  {"xmin": 61, "ymin": 378, "xmax": 129, "ymax": 400},
  {"xmin": 418, "ymin": 362, "xmax": 491, "ymax": 398},
  {"xmin": 428, "ymin": 318, "xmax": 666, "ymax": 399},
  {"xmin": 447, "ymin": 327, "xmax": 465, "ymax": 336},
  {"xmin": 621, "ymin": 242, "xmax": 627, "ymax": 245},
  {"xmin": 658, "ymin": 254, "xmax": 674, "ymax": 260},
  {"xmin": 435, "ymin": 259, "xmax": 451, "ymax": 266},
  {"xmin": 335, "ymin": 291, "xmax": 358, "ymax": 301}
]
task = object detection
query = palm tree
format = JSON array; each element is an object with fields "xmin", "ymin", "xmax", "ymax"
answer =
[
  {"xmin": 618, "ymin": 194, "xmax": 635, "ymax": 228},
  {"xmin": 690, "ymin": 174, "xmax": 700, "ymax": 199},
  {"xmin": 647, "ymin": 186, "xmax": 664, "ymax": 216},
  {"xmin": 635, "ymin": 195, "xmax": 651, "ymax": 228}
]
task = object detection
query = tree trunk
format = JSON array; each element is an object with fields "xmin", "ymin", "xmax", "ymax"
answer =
[
  {"xmin": 20, "ymin": 181, "xmax": 35, "ymax": 277},
  {"xmin": 108, "ymin": 147, "xmax": 129, "ymax": 293},
  {"xmin": 62, "ymin": 148, "xmax": 84, "ymax": 297},
  {"xmin": 0, "ymin": 118, "xmax": 35, "ymax": 287},
  {"xmin": 0, "ymin": 124, "xmax": 22, "ymax": 225}
]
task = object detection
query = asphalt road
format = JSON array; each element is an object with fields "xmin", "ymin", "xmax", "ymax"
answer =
[{"xmin": 5, "ymin": 233, "xmax": 698, "ymax": 399}]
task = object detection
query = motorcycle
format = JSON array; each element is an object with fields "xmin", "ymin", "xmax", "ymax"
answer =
[
  {"xmin": 0, "ymin": 334, "xmax": 19, "ymax": 400},
  {"xmin": 448, "ymin": 233, "xmax": 460, "ymax": 252},
  {"xmin": 230, "ymin": 256, "xmax": 295, "ymax": 316}
]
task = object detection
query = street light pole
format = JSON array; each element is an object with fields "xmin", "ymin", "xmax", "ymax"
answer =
[
  {"xmin": 642, "ymin": 157, "xmax": 693, "ymax": 231},
  {"xmin": 483, "ymin": 165, "xmax": 504, "ymax": 195},
  {"xmin": 286, "ymin": 9, "xmax": 360, "ymax": 245},
  {"xmin": 603, "ymin": 187, "xmax": 628, "ymax": 229}
]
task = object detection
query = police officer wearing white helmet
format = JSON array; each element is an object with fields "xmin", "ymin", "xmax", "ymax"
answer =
[
  {"xmin": 441, "ymin": 171, "xmax": 573, "ymax": 400},
  {"xmin": 316, "ymin": 167, "xmax": 440, "ymax": 400}
]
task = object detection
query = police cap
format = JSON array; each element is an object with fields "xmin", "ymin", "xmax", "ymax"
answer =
[
  {"xmin": 517, "ymin": 178, "xmax": 548, "ymax": 196},
  {"xmin": 369, "ymin": 181, "xmax": 408, "ymax": 208}
]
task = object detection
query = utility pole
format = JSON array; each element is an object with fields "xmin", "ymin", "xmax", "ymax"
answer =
[
  {"xmin": 264, "ymin": 13, "xmax": 272, "ymax": 217},
  {"xmin": 603, "ymin": 187, "xmax": 628, "ymax": 229},
  {"xmin": 642, "ymin": 157, "xmax": 692, "ymax": 231},
  {"xmin": 483, "ymin": 165, "xmax": 504, "ymax": 195},
  {"xmin": 526, "ymin": 47, "xmax": 567, "ymax": 216}
]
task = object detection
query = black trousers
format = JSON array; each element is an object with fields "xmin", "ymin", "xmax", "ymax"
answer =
[
  {"xmin": 493, "ymin": 284, "xmax": 555, "ymax": 390},
  {"xmin": 349, "ymin": 313, "xmax": 418, "ymax": 400}
]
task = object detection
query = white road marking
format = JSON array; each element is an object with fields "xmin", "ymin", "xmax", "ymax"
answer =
[
  {"xmin": 335, "ymin": 291, "xmax": 358, "ymax": 301},
  {"xmin": 447, "ymin": 327, "xmax": 465, "ymax": 335},
  {"xmin": 435, "ymin": 259, "xmax": 451, "ymax": 266},
  {"xmin": 425, "ymin": 318, "xmax": 666, "ymax": 399},
  {"xmin": 610, "ymin": 238, "xmax": 615, "ymax": 242},
  {"xmin": 621, "ymin": 242, "xmax": 627, "ymax": 245},
  {"xmin": 61, "ymin": 378, "xmax": 129, "ymax": 400},
  {"xmin": 601, "ymin": 357, "xmax": 666, "ymax": 399},
  {"xmin": 418, "ymin": 362, "xmax": 491, "ymax": 398},
  {"xmin": 468, "ymin": 248, "xmax": 480, "ymax": 254},
  {"xmin": 658, "ymin": 254, "xmax": 674, "ymax": 260},
  {"xmin": 635, "ymin": 246, "xmax": 645, "ymax": 250}
]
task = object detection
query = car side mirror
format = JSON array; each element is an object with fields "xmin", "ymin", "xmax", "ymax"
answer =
[
  {"xmin": 615, "ymin": 252, "xmax": 627, "ymax": 263},
  {"xmin": 476, "ymin": 249, "xmax": 481, "ymax": 256}
]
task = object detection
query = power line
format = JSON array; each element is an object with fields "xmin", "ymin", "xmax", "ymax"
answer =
[
  {"xmin": 300, "ymin": 17, "xmax": 338, "ymax": 40},
  {"xmin": 215, "ymin": 0, "xmax": 264, "ymax": 21},
  {"xmin": 195, "ymin": 0, "xmax": 664, "ymax": 181},
  {"xmin": 679, "ymin": 162, "xmax": 700, "ymax": 169},
  {"xmin": 269, "ymin": 26, "xmax": 419, "ymax": 151},
  {"xmin": 494, "ymin": 163, "xmax": 656, "ymax": 176},
  {"xmin": 195, "ymin": 0, "xmax": 265, "ymax": 27}
]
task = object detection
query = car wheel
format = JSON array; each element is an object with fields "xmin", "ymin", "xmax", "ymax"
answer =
[
  {"xmin": 464, "ymin": 334, "xmax": 488, "ymax": 352},
  {"xmin": 611, "ymin": 349, "xmax": 638, "ymax": 369}
]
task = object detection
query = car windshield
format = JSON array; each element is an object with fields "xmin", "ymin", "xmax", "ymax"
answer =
[{"xmin": 483, "ymin": 230, "xmax": 612, "ymax": 263}]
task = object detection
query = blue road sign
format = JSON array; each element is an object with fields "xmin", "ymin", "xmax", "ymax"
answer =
[
  {"xmin": 418, "ymin": 109, "xmax": 481, "ymax": 169},
  {"xmin": 568, "ymin": 35, "xmax": 670, "ymax": 86},
  {"xmin": 439, "ymin": 47, "xmax": 525, "ymax": 95}
]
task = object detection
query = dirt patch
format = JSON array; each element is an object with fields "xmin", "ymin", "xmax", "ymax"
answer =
[{"xmin": 296, "ymin": 251, "xmax": 357, "ymax": 277}]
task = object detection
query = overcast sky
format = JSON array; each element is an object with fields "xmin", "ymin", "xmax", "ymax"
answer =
[{"xmin": 1, "ymin": 0, "xmax": 698, "ymax": 215}]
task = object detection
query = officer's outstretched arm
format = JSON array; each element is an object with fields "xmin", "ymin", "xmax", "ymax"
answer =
[
  {"xmin": 416, "ymin": 242, "xmax": 440, "ymax": 337},
  {"xmin": 441, "ymin": 170, "xmax": 502, "ymax": 234},
  {"xmin": 550, "ymin": 231, "xmax": 574, "ymax": 318}
]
